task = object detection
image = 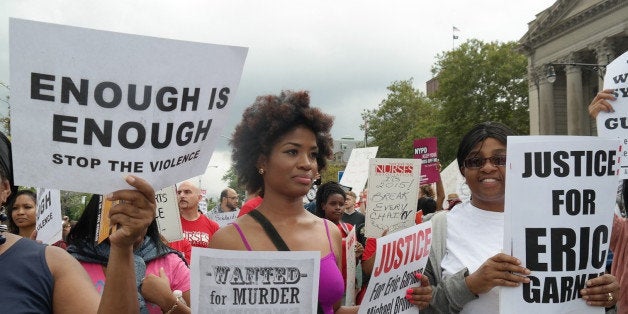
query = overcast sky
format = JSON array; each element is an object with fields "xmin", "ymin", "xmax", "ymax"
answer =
[{"xmin": 0, "ymin": 0, "xmax": 555, "ymax": 198}]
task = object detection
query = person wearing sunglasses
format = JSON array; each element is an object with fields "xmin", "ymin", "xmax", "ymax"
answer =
[{"xmin": 419, "ymin": 121, "xmax": 619, "ymax": 313}]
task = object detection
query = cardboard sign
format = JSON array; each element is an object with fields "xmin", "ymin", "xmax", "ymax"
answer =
[
  {"xmin": 190, "ymin": 248, "xmax": 320, "ymax": 313},
  {"xmin": 35, "ymin": 188, "xmax": 63, "ymax": 244},
  {"xmin": 340, "ymin": 147, "xmax": 379, "ymax": 199},
  {"xmin": 155, "ymin": 185, "xmax": 183, "ymax": 242},
  {"xmin": 206, "ymin": 209, "xmax": 239, "ymax": 228},
  {"xmin": 9, "ymin": 18, "xmax": 248, "ymax": 194},
  {"xmin": 596, "ymin": 51, "xmax": 628, "ymax": 178},
  {"xmin": 358, "ymin": 222, "xmax": 432, "ymax": 314},
  {"xmin": 413, "ymin": 137, "xmax": 440, "ymax": 184},
  {"xmin": 365, "ymin": 158, "xmax": 421, "ymax": 238},
  {"xmin": 96, "ymin": 196, "xmax": 119, "ymax": 244},
  {"xmin": 501, "ymin": 136, "xmax": 619, "ymax": 313}
]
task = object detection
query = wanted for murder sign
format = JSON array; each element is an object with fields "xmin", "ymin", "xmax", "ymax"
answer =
[
  {"xmin": 595, "ymin": 51, "xmax": 628, "ymax": 178},
  {"xmin": 365, "ymin": 158, "xmax": 421, "ymax": 238},
  {"xmin": 358, "ymin": 221, "xmax": 432, "ymax": 314},
  {"xmin": 191, "ymin": 248, "xmax": 319, "ymax": 313},
  {"xmin": 9, "ymin": 18, "xmax": 248, "ymax": 194},
  {"xmin": 501, "ymin": 136, "xmax": 619, "ymax": 314}
]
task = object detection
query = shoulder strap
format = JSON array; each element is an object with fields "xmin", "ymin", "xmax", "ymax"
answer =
[{"xmin": 248, "ymin": 210, "xmax": 290, "ymax": 251}]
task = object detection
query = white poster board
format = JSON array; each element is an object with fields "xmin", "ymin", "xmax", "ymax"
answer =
[
  {"xmin": 35, "ymin": 188, "xmax": 63, "ymax": 244},
  {"xmin": 596, "ymin": 51, "xmax": 628, "ymax": 178},
  {"xmin": 340, "ymin": 147, "xmax": 379, "ymax": 197},
  {"xmin": 155, "ymin": 185, "xmax": 183, "ymax": 242},
  {"xmin": 191, "ymin": 248, "xmax": 320, "ymax": 313},
  {"xmin": 501, "ymin": 136, "xmax": 619, "ymax": 314},
  {"xmin": 365, "ymin": 158, "xmax": 421, "ymax": 238},
  {"xmin": 206, "ymin": 210, "xmax": 239, "ymax": 228},
  {"xmin": 345, "ymin": 227, "xmax": 357, "ymax": 306},
  {"xmin": 358, "ymin": 222, "xmax": 432, "ymax": 314},
  {"xmin": 9, "ymin": 18, "xmax": 248, "ymax": 194}
]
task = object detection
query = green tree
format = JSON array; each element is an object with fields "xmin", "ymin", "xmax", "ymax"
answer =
[
  {"xmin": 320, "ymin": 163, "xmax": 345, "ymax": 184},
  {"xmin": 222, "ymin": 166, "xmax": 246, "ymax": 202},
  {"xmin": 363, "ymin": 79, "xmax": 437, "ymax": 158},
  {"xmin": 431, "ymin": 39, "xmax": 529, "ymax": 163},
  {"xmin": 60, "ymin": 191, "xmax": 92, "ymax": 221}
]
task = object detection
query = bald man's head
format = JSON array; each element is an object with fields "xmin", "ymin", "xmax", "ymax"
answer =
[{"xmin": 177, "ymin": 181, "xmax": 201, "ymax": 212}]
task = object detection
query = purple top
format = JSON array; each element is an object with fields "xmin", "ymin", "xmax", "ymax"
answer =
[{"xmin": 232, "ymin": 219, "xmax": 344, "ymax": 313}]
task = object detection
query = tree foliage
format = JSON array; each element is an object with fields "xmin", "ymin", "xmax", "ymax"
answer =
[
  {"xmin": 60, "ymin": 191, "xmax": 92, "ymax": 221},
  {"xmin": 431, "ymin": 39, "xmax": 529, "ymax": 163},
  {"xmin": 363, "ymin": 79, "xmax": 437, "ymax": 158}
]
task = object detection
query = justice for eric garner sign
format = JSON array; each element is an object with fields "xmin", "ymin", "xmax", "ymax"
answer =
[
  {"xmin": 190, "ymin": 248, "xmax": 319, "ymax": 313},
  {"xmin": 365, "ymin": 158, "xmax": 421, "ymax": 238},
  {"xmin": 595, "ymin": 51, "xmax": 628, "ymax": 178},
  {"xmin": 501, "ymin": 136, "xmax": 619, "ymax": 314},
  {"xmin": 358, "ymin": 221, "xmax": 432, "ymax": 314},
  {"xmin": 9, "ymin": 18, "xmax": 248, "ymax": 194}
]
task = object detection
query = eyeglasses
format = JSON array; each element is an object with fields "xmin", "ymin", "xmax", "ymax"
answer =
[
  {"xmin": 227, "ymin": 196, "xmax": 239, "ymax": 200},
  {"xmin": 463, "ymin": 155, "xmax": 507, "ymax": 169}
]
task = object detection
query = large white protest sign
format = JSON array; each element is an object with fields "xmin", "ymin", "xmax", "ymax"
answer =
[
  {"xmin": 155, "ymin": 185, "xmax": 183, "ymax": 242},
  {"xmin": 191, "ymin": 248, "xmax": 319, "ymax": 313},
  {"xmin": 358, "ymin": 221, "xmax": 432, "ymax": 314},
  {"xmin": 9, "ymin": 19, "xmax": 248, "ymax": 194},
  {"xmin": 501, "ymin": 136, "xmax": 619, "ymax": 314},
  {"xmin": 596, "ymin": 51, "xmax": 628, "ymax": 178},
  {"xmin": 340, "ymin": 147, "xmax": 379, "ymax": 198},
  {"xmin": 35, "ymin": 188, "xmax": 63, "ymax": 244},
  {"xmin": 365, "ymin": 158, "xmax": 421, "ymax": 238}
]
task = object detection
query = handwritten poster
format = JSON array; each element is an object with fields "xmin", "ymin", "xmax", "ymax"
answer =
[
  {"xmin": 206, "ymin": 210, "xmax": 240, "ymax": 228},
  {"xmin": 365, "ymin": 158, "xmax": 421, "ymax": 238},
  {"xmin": 9, "ymin": 18, "xmax": 248, "ymax": 194},
  {"xmin": 191, "ymin": 248, "xmax": 320, "ymax": 313},
  {"xmin": 501, "ymin": 136, "xmax": 619, "ymax": 313},
  {"xmin": 155, "ymin": 185, "xmax": 183, "ymax": 242},
  {"xmin": 413, "ymin": 137, "xmax": 440, "ymax": 184},
  {"xmin": 596, "ymin": 51, "xmax": 628, "ymax": 178},
  {"xmin": 35, "ymin": 188, "xmax": 63, "ymax": 244},
  {"xmin": 340, "ymin": 147, "xmax": 379, "ymax": 199},
  {"xmin": 358, "ymin": 222, "xmax": 432, "ymax": 314}
]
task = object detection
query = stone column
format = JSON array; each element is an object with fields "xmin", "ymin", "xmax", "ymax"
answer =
[
  {"xmin": 537, "ymin": 66, "xmax": 555, "ymax": 135},
  {"xmin": 566, "ymin": 62, "xmax": 584, "ymax": 135},
  {"xmin": 592, "ymin": 39, "xmax": 615, "ymax": 90}
]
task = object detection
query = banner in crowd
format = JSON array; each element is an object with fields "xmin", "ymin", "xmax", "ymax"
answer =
[
  {"xmin": 596, "ymin": 50, "xmax": 628, "ymax": 178},
  {"xmin": 190, "ymin": 248, "xmax": 320, "ymax": 313},
  {"xmin": 365, "ymin": 158, "xmax": 421, "ymax": 238},
  {"xmin": 9, "ymin": 18, "xmax": 248, "ymax": 194},
  {"xmin": 340, "ymin": 147, "xmax": 379, "ymax": 198},
  {"xmin": 35, "ymin": 188, "xmax": 63, "ymax": 244},
  {"xmin": 358, "ymin": 221, "xmax": 432, "ymax": 314},
  {"xmin": 155, "ymin": 185, "xmax": 183, "ymax": 242},
  {"xmin": 501, "ymin": 136, "xmax": 619, "ymax": 313},
  {"xmin": 413, "ymin": 137, "xmax": 440, "ymax": 184},
  {"xmin": 345, "ymin": 228, "xmax": 357, "ymax": 306},
  {"xmin": 206, "ymin": 209, "xmax": 240, "ymax": 228}
]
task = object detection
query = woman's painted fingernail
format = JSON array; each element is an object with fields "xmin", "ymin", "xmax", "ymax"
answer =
[
  {"xmin": 405, "ymin": 294, "xmax": 412, "ymax": 300},
  {"xmin": 407, "ymin": 288, "xmax": 413, "ymax": 294},
  {"xmin": 415, "ymin": 272, "xmax": 422, "ymax": 279}
]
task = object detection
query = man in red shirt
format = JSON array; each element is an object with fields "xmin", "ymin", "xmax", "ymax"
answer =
[{"xmin": 176, "ymin": 181, "xmax": 219, "ymax": 248}]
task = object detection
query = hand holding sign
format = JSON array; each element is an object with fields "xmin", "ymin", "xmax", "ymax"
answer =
[
  {"xmin": 465, "ymin": 253, "xmax": 531, "ymax": 295},
  {"xmin": 106, "ymin": 175, "xmax": 156, "ymax": 249},
  {"xmin": 580, "ymin": 274, "xmax": 619, "ymax": 308},
  {"xmin": 405, "ymin": 272, "xmax": 432, "ymax": 310},
  {"xmin": 588, "ymin": 89, "xmax": 617, "ymax": 118}
]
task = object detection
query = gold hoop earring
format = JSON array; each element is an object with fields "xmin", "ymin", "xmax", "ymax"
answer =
[{"xmin": 258, "ymin": 168, "xmax": 265, "ymax": 175}]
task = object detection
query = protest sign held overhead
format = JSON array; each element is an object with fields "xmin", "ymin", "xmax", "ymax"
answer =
[
  {"xmin": 9, "ymin": 18, "xmax": 248, "ymax": 194},
  {"xmin": 190, "ymin": 248, "xmax": 320, "ymax": 313},
  {"xmin": 365, "ymin": 158, "xmax": 421, "ymax": 238},
  {"xmin": 596, "ymin": 51, "xmax": 628, "ymax": 178},
  {"xmin": 340, "ymin": 147, "xmax": 379, "ymax": 198},
  {"xmin": 359, "ymin": 221, "xmax": 432, "ymax": 314},
  {"xmin": 501, "ymin": 136, "xmax": 620, "ymax": 313},
  {"xmin": 413, "ymin": 137, "xmax": 440, "ymax": 184},
  {"xmin": 35, "ymin": 188, "xmax": 63, "ymax": 245}
]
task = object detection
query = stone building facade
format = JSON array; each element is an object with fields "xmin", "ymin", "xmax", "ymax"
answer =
[{"xmin": 520, "ymin": 0, "xmax": 628, "ymax": 135}]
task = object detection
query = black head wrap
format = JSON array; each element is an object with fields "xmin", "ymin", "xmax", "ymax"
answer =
[{"xmin": 0, "ymin": 132, "xmax": 18, "ymax": 205}]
